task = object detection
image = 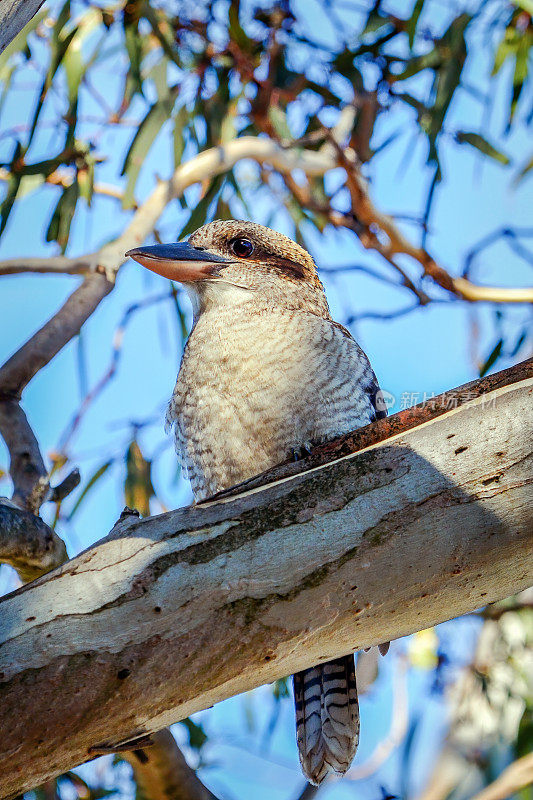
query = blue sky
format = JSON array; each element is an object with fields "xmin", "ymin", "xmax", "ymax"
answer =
[{"xmin": 0, "ymin": 1, "xmax": 531, "ymax": 797}]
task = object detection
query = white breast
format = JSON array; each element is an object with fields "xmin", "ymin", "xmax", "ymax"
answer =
[{"xmin": 167, "ymin": 307, "xmax": 377, "ymax": 500}]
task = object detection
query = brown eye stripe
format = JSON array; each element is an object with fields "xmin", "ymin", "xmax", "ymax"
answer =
[{"xmin": 266, "ymin": 255, "xmax": 307, "ymax": 279}]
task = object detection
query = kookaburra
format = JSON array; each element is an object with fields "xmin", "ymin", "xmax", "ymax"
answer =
[{"xmin": 126, "ymin": 220, "xmax": 386, "ymax": 785}]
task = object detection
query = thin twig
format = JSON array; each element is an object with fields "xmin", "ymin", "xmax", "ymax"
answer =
[
  {"xmin": 330, "ymin": 138, "xmax": 533, "ymax": 303},
  {"xmin": 57, "ymin": 291, "xmax": 172, "ymax": 453},
  {"xmin": 0, "ymin": 255, "xmax": 96, "ymax": 277}
]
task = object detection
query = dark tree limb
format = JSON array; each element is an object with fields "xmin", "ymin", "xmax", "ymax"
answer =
[
  {"xmin": 0, "ymin": 398, "xmax": 47, "ymax": 509},
  {"xmin": 0, "ymin": 500, "xmax": 66, "ymax": 584},
  {"xmin": 0, "ymin": 403, "xmax": 66, "ymax": 581}
]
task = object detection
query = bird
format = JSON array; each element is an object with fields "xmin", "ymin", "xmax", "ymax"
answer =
[{"xmin": 126, "ymin": 220, "xmax": 387, "ymax": 785}]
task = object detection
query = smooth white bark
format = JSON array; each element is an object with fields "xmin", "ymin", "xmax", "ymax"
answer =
[{"xmin": 0, "ymin": 379, "xmax": 531, "ymax": 798}]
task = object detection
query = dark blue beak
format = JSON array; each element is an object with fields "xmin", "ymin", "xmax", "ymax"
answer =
[{"xmin": 125, "ymin": 241, "xmax": 232, "ymax": 282}]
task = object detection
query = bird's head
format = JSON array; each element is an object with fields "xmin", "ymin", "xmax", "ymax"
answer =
[{"xmin": 126, "ymin": 220, "xmax": 329, "ymax": 318}]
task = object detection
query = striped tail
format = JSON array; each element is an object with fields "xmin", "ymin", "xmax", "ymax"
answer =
[{"xmin": 293, "ymin": 654, "xmax": 359, "ymax": 785}]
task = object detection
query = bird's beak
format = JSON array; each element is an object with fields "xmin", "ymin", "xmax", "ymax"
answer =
[{"xmin": 125, "ymin": 242, "xmax": 233, "ymax": 283}]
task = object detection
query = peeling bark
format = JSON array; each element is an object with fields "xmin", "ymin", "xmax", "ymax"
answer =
[{"xmin": 0, "ymin": 375, "xmax": 531, "ymax": 798}]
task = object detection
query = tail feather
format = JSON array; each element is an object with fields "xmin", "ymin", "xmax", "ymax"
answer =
[{"xmin": 293, "ymin": 654, "xmax": 359, "ymax": 785}]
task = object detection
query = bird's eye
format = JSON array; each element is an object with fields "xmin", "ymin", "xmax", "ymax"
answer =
[{"xmin": 230, "ymin": 237, "xmax": 254, "ymax": 258}]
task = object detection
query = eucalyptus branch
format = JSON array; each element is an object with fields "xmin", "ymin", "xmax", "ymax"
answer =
[
  {"xmin": 470, "ymin": 753, "xmax": 533, "ymax": 800},
  {"xmin": 0, "ymin": 167, "xmax": 130, "ymax": 210},
  {"xmin": 0, "ymin": 255, "xmax": 95, "ymax": 277},
  {"xmin": 1, "ymin": 363, "xmax": 531, "ymax": 798},
  {"xmin": 0, "ymin": 499, "xmax": 67, "ymax": 583},
  {"xmin": 0, "ymin": 398, "xmax": 47, "ymax": 509},
  {"xmin": 0, "ymin": 400, "xmax": 67, "ymax": 579},
  {"xmin": 332, "ymin": 142, "xmax": 533, "ymax": 304},
  {"xmin": 123, "ymin": 730, "xmax": 219, "ymax": 800}
]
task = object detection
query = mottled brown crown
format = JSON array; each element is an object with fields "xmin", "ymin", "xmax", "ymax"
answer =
[{"xmin": 189, "ymin": 219, "xmax": 323, "ymax": 289}]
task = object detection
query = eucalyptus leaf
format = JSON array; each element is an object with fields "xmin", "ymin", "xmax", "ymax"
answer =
[
  {"xmin": 514, "ymin": 153, "xmax": 533, "ymax": 184},
  {"xmin": 407, "ymin": 0, "xmax": 425, "ymax": 49},
  {"xmin": 121, "ymin": 87, "xmax": 179, "ymax": 208},
  {"xmin": 67, "ymin": 461, "xmax": 112, "ymax": 520},
  {"xmin": 268, "ymin": 106, "xmax": 292, "ymax": 142},
  {"xmin": 455, "ymin": 132, "xmax": 511, "ymax": 165},
  {"xmin": 45, "ymin": 180, "xmax": 80, "ymax": 252},
  {"xmin": 124, "ymin": 440, "xmax": 154, "ymax": 518},
  {"xmin": 176, "ymin": 173, "xmax": 225, "ymax": 240},
  {"xmin": 479, "ymin": 339, "xmax": 503, "ymax": 377}
]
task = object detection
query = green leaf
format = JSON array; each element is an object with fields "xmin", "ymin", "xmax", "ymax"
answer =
[
  {"xmin": 78, "ymin": 157, "xmax": 95, "ymax": 207},
  {"xmin": 145, "ymin": 56, "xmax": 169, "ymax": 102},
  {"xmin": 407, "ymin": 0, "xmax": 425, "ymax": 49},
  {"xmin": 62, "ymin": 8, "xmax": 101, "ymax": 105},
  {"xmin": 361, "ymin": 9, "xmax": 393, "ymax": 38},
  {"xmin": 143, "ymin": 5, "xmax": 181, "ymax": 68},
  {"xmin": 220, "ymin": 101, "xmax": 239, "ymax": 144},
  {"xmin": 176, "ymin": 173, "xmax": 225, "ymax": 240},
  {"xmin": 228, "ymin": 0, "xmax": 253, "ymax": 53},
  {"xmin": 513, "ymin": 0, "xmax": 533, "ymax": 16},
  {"xmin": 26, "ymin": 0, "xmax": 77, "ymax": 149},
  {"xmin": 392, "ymin": 47, "xmax": 442, "ymax": 83},
  {"xmin": 492, "ymin": 27, "xmax": 520, "ymax": 75},
  {"xmin": 121, "ymin": 88, "xmax": 179, "ymax": 209},
  {"xmin": 17, "ymin": 173, "xmax": 45, "ymax": 199},
  {"xmin": 510, "ymin": 28, "xmax": 532, "ymax": 124},
  {"xmin": 0, "ymin": 169, "xmax": 22, "ymax": 237},
  {"xmin": 479, "ymin": 339, "xmax": 503, "ymax": 377},
  {"xmin": 122, "ymin": 1, "xmax": 144, "ymax": 109},
  {"xmin": 172, "ymin": 106, "xmax": 188, "ymax": 168},
  {"xmin": 426, "ymin": 13, "xmax": 472, "ymax": 163},
  {"xmin": 124, "ymin": 440, "xmax": 154, "ymax": 518},
  {"xmin": 455, "ymin": 132, "xmax": 511, "ymax": 165},
  {"xmin": 214, "ymin": 196, "xmax": 233, "ymax": 220},
  {"xmin": 509, "ymin": 329, "xmax": 527, "ymax": 357},
  {"xmin": 516, "ymin": 705, "xmax": 533, "ymax": 759},
  {"xmin": 68, "ymin": 461, "xmax": 112, "ymax": 520},
  {"xmin": 180, "ymin": 717, "xmax": 207, "ymax": 750},
  {"xmin": 268, "ymin": 106, "xmax": 292, "ymax": 142},
  {"xmin": 514, "ymin": 152, "xmax": 533, "ymax": 184},
  {"xmin": 45, "ymin": 180, "xmax": 79, "ymax": 252},
  {"xmin": 0, "ymin": 7, "xmax": 47, "ymax": 78}
]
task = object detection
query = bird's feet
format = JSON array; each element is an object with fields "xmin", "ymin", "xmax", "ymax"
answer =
[{"xmin": 291, "ymin": 443, "xmax": 314, "ymax": 462}]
